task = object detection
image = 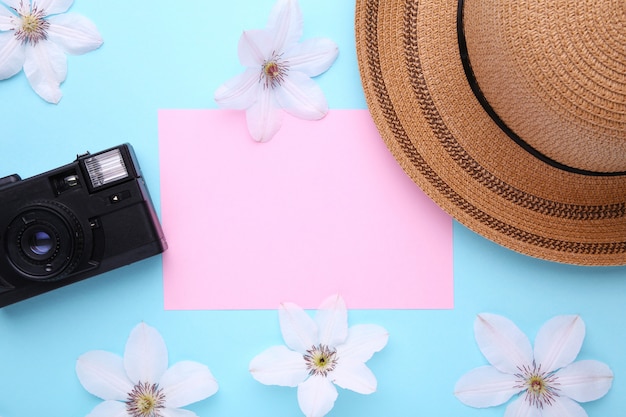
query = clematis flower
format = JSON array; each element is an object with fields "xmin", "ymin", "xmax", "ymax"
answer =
[
  {"xmin": 455, "ymin": 314, "xmax": 613, "ymax": 417},
  {"xmin": 214, "ymin": 0, "xmax": 338, "ymax": 142},
  {"xmin": 249, "ymin": 294, "xmax": 389, "ymax": 417},
  {"xmin": 76, "ymin": 322, "xmax": 218, "ymax": 417},
  {"xmin": 0, "ymin": 0, "xmax": 103, "ymax": 103}
]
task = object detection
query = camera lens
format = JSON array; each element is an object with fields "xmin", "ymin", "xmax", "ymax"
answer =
[
  {"xmin": 23, "ymin": 228, "xmax": 56, "ymax": 259},
  {"xmin": 6, "ymin": 203, "xmax": 83, "ymax": 281},
  {"xmin": 30, "ymin": 231, "xmax": 53, "ymax": 256}
]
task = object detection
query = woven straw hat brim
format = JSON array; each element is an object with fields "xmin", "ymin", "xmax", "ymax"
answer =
[{"xmin": 355, "ymin": 0, "xmax": 626, "ymax": 265}]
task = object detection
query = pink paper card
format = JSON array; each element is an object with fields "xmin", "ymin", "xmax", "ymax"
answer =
[{"xmin": 159, "ymin": 109, "xmax": 453, "ymax": 309}]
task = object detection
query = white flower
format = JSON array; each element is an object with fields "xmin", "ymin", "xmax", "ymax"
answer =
[
  {"xmin": 76, "ymin": 322, "xmax": 218, "ymax": 417},
  {"xmin": 249, "ymin": 294, "xmax": 389, "ymax": 417},
  {"xmin": 0, "ymin": 0, "xmax": 102, "ymax": 103},
  {"xmin": 455, "ymin": 314, "xmax": 613, "ymax": 417},
  {"xmin": 214, "ymin": 0, "xmax": 338, "ymax": 142}
]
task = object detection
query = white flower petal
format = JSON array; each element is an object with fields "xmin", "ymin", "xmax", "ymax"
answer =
[
  {"xmin": 75, "ymin": 350, "xmax": 133, "ymax": 401},
  {"xmin": 238, "ymin": 29, "xmax": 273, "ymax": 67},
  {"xmin": 336, "ymin": 324, "xmax": 388, "ymax": 363},
  {"xmin": 0, "ymin": 6, "xmax": 16, "ymax": 30},
  {"xmin": 47, "ymin": 13, "xmax": 103, "ymax": 55},
  {"xmin": 85, "ymin": 400, "xmax": 129, "ymax": 417},
  {"xmin": 331, "ymin": 359, "xmax": 377, "ymax": 394},
  {"xmin": 315, "ymin": 294, "xmax": 348, "ymax": 348},
  {"xmin": 161, "ymin": 408, "xmax": 198, "ymax": 417},
  {"xmin": 37, "ymin": 0, "xmax": 74, "ymax": 16},
  {"xmin": 249, "ymin": 345, "xmax": 309, "ymax": 387},
  {"xmin": 266, "ymin": 0, "xmax": 303, "ymax": 52},
  {"xmin": 275, "ymin": 71, "xmax": 328, "ymax": 120},
  {"xmin": 214, "ymin": 68, "xmax": 259, "ymax": 110},
  {"xmin": 454, "ymin": 365, "xmax": 521, "ymax": 408},
  {"xmin": 123, "ymin": 322, "xmax": 168, "ymax": 385},
  {"xmin": 557, "ymin": 359, "xmax": 613, "ymax": 403},
  {"xmin": 534, "ymin": 315, "xmax": 584, "ymax": 373},
  {"xmin": 539, "ymin": 396, "xmax": 589, "ymax": 417},
  {"xmin": 0, "ymin": 0, "xmax": 21, "ymax": 11},
  {"xmin": 503, "ymin": 396, "xmax": 542, "ymax": 417},
  {"xmin": 160, "ymin": 361, "xmax": 219, "ymax": 408},
  {"xmin": 245, "ymin": 87, "xmax": 282, "ymax": 142},
  {"xmin": 23, "ymin": 40, "xmax": 66, "ymax": 103},
  {"xmin": 278, "ymin": 300, "xmax": 318, "ymax": 352},
  {"xmin": 297, "ymin": 375, "xmax": 338, "ymax": 417},
  {"xmin": 284, "ymin": 37, "xmax": 338, "ymax": 77},
  {"xmin": 474, "ymin": 313, "xmax": 533, "ymax": 374},
  {"xmin": 0, "ymin": 32, "xmax": 24, "ymax": 79}
]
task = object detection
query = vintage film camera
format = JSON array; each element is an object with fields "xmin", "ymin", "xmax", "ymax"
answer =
[{"xmin": 0, "ymin": 144, "xmax": 167, "ymax": 307}]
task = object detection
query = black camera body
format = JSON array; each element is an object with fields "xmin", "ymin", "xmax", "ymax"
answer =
[{"xmin": 0, "ymin": 144, "xmax": 167, "ymax": 308}]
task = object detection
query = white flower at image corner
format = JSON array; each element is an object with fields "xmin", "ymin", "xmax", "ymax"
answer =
[
  {"xmin": 454, "ymin": 314, "xmax": 614, "ymax": 417},
  {"xmin": 76, "ymin": 322, "xmax": 218, "ymax": 417},
  {"xmin": 0, "ymin": 0, "xmax": 103, "ymax": 103},
  {"xmin": 249, "ymin": 294, "xmax": 389, "ymax": 417},
  {"xmin": 214, "ymin": 0, "xmax": 339, "ymax": 142}
]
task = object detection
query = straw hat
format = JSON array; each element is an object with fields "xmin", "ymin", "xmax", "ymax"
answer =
[{"xmin": 355, "ymin": 0, "xmax": 626, "ymax": 265}]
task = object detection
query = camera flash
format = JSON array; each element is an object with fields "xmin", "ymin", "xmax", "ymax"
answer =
[{"xmin": 84, "ymin": 148, "xmax": 129, "ymax": 188}]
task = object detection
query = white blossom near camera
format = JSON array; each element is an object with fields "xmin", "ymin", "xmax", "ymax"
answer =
[
  {"xmin": 0, "ymin": 0, "xmax": 102, "ymax": 103},
  {"xmin": 214, "ymin": 0, "xmax": 338, "ymax": 142},
  {"xmin": 76, "ymin": 322, "xmax": 218, "ymax": 417},
  {"xmin": 249, "ymin": 294, "xmax": 388, "ymax": 417},
  {"xmin": 455, "ymin": 314, "xmax": 613, "ymax": 417}
]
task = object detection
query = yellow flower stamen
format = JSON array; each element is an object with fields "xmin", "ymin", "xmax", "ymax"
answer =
[
  {"xmin": 260, "ymin": 52, "xmax": 288, "ymax": 89},
  {"xmin": 304, "ymin": 344, "xmax": 338, "ymax": 377},
  {"xmin": 126, "ymin": 382, "xmax": 166, "ymax": 417},
  {"xmin": 515, "ymin": 361, "xmax": 560, "ymax": 409},
  {"xmin": 13, "ymin": 2, "xmax": 50, "ymax": 45}
]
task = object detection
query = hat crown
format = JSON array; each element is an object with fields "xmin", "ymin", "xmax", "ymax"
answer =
[{"xmin": 462, "ymin": 0, "xmax": 626, "ymax": 173}]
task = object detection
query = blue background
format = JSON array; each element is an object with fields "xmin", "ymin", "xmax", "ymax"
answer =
[{"xmin": 0, "ymin": 1, "xmax": 624, "ymax": 416}]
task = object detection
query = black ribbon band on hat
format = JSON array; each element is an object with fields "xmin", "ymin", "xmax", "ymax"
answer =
[{"xmin": 456, "ymin": 0, "xmax": 625, "ymax": 177}]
